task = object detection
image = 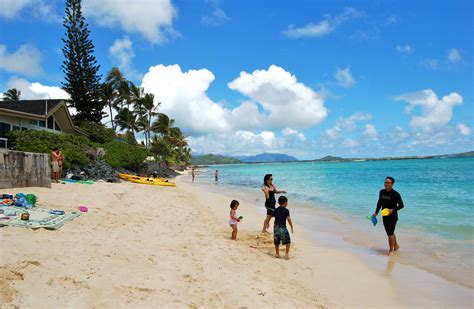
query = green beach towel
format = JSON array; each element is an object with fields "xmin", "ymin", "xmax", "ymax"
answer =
[{"xmin": 0, "ymin": 206, "xmax": 80, "ymax": 230}]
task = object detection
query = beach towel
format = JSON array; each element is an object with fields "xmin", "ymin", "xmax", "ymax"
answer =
[
  {"xmin": 0, "ymin": 206, "xmax": 80, "ymax": 230},
  {"xmin": 62, "ymin": 179, "xmax": 95, "ymax": 185}
]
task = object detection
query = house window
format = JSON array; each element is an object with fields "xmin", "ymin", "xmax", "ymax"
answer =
[
  {"xmin": 38, "ymin": 120, "xmax": 46, "ymax": 127},
  {"xmin": 12, "ymin": 126, "xmax": 20, "ymax": 132},
  {"xmin": 54, "ymin": 121, "xmax": 61, "ymax": 131},
  {"xmin": 0, "ymin": 122, "xmax": 11, "ymax": 138},
  {"xmin": 47, "ymin": 116, "xmax": 54, "ymax": 129},
  {"xmin": 29, "ymin": 120, "xmax": 38, "ymax": 126}
]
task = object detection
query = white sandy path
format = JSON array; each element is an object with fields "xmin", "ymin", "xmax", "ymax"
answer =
[{"xmin": 0, "ymin": 180, "xmax": 400, "ymax": 308}]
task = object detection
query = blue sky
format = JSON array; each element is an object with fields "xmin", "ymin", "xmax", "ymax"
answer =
[{"xmin": 0, "ymin": 0, "xmax": 472, "ymax": 159}]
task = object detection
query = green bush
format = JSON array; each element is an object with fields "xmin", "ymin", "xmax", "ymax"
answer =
[
  {"xmin": 7, "ymin": 130, "xmax": 97, "ymax": 169},
  {"xmin": 103, "ymin": 140, "xmax": 147, "ymax": 169},
  {"xmin": 76, "ymin": 121, "xmax": 115, "ymax": 144}
]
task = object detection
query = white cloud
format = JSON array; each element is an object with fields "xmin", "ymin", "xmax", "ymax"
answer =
[
  {"xmin": 0, "ymin": 44, "xmax": 43, "ymax": 76},
  {"xmin": 201, "ymin": 0, "xmax": 230, "ymax": 26},
  {"xmin": 457, "ymin": 123, "xmax": 471, "ymax": 136},
  {"xmin": 109, "ymin": 36, "xmax": 142, "ymax": 81},
  {"xmin": 342, "ymin": 139, "xmax": 360, "ymax": 148},
  {"xmin": 83, "ymin": 0, "xmax": 178, "ymax": 44},
  {"xmin": 5, "ymin": 77, "xmax": 69, "ymax": 99},
  {"xmin": 334, "ymin": 66, "xmax": 356, "ymax": 88},
  {"xmin": 420, "ymin": 58, "xmax": 439, "ymax": 70},
  {"xmin": 228, "ymin": 65, "xmax": 328, "ymax": 129},
  {"xmin": 282, "ymin": 128, "xmax": 306, "ymax": 141},
  {"xmin": 447, "ymin": 48, "xmax": 461, "ymax": 63},
  {"xmin": 140, "ymin": 64, "xmax": 328, "ymax": 135},
  {"xmin": 283, "ymin": 7, "xmax": 364, "ymax": 38},
  {"xmin": 0, "ymin": 0, "xmax": 60, "ymax": 22},
  {"xmin": 396, "ymin": 44, "xmax": 413, "ymax": 54},
  {"xmin": 325, "ymin": 112, "xmax": 372, "ymax": 140},
  {"xmin": 395, "ymin": 89, "xmax": 463, "ymax": 133},
  {"xmin": 0, "ymin": 0, "xmax": 31, "ymax": 19},
  {"xmin": 364, "ymin": 124, "xmax": 378, "ymax": 140}
]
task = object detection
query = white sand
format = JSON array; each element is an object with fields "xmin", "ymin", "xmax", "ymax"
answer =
[{"xmin": 0, "ymin": 180, "xmax": 403, "ymax": 308}]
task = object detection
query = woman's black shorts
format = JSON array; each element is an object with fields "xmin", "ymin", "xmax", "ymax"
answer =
[{"xmin": 383, "ymin": 217, "xmax": 397, "ymax": 236}]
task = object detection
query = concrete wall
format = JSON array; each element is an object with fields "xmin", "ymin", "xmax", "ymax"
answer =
[{"xmin": 0, "ymin": 150, "xmax": 51, "ymax": 189}]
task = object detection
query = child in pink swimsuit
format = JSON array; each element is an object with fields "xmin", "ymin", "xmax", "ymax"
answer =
[{"xmin": 229, "ymin": 200, "xmax": 241, "ymax": 240}]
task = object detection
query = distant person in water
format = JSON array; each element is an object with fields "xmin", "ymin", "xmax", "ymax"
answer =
[
  {"xmin": 214, "ymin": 170, "xmax": 219, "ymax": 182},
  {"xmin": 373, "ymin": 176, "xmax": 405, "ymax": 254},
  {"xmin": 192, "ymin": 167, "xmax": 195, "ymax": 182},
  {"xmin": 261, "ymin": 174, "xmax": 286, "ymax": 233}
]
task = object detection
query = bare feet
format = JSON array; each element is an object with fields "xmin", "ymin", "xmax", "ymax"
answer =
[
  {"xmin": 394, "ymin": 244, "xmax": 400, "ymax": 251},
  {"xmin": 284, "ymin": 255, "xmax": 289, "ymax": 260},
  {"xmin": 275, "ymin": 255, "xmax": 281, "ymax": 258}
]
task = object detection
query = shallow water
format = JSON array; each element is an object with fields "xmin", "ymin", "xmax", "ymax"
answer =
[{"xmin": 192, "ymin": 157, "xmax": 474, "ymax": 288}]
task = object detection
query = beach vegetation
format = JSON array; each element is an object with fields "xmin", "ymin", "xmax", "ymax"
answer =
[
  {"xmin": 62, "ymin": 0, "xmax": 104, "ymax": 122},
  {"xmin": 7, "ymin": 130, "xmax": 95, "ymax": 169},
  {"xmin": 2, "ymin": 88, "xmax": 21, "ymax": 101},
  {"xmin": 102, "ymin": 140, "xmax": 147, "ymax": 169}
]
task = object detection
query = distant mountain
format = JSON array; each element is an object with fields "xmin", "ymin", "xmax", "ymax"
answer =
[
  {"xmin": 237, "ymin": 153, "xmax": 298, "ymax": 163},
  {"xmin": 191, "ymin": 154, "xmax": 242, "ymax": 165},
  {"xmin": 315, "ymin": 155, "xmax": 345, "ymax": 162}
]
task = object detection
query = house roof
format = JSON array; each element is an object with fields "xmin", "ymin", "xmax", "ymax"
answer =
[
  {"xmin": 0, "ymin": 99, "xmax": 63, "ymax": 116},
  {"xmin": 0, "ymin": 99, "xmax": 88, "ymax": 136}
]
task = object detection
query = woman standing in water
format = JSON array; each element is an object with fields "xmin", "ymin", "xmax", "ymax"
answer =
[{"xmin": 261, "ymin": 174, "xmax": 286, "ymax": 233}]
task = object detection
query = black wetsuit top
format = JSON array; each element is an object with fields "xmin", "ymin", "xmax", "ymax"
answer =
[
  {"xmin": 375, "ymin": 189, "xmax": 404, "ymax": 220},
  {"xmin": 265, "ymin": 187, "xmax": 276, "ymax": 209},
  {"xmin": 274, "ymin": 207, "xmax": 290, "ymax": 227}
]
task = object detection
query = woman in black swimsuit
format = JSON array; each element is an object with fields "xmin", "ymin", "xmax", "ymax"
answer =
[{"xmin": 261, "ymin": 174, "xmax": 286, "ymax": 233}]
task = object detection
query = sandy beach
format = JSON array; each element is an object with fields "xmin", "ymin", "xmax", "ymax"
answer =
[{"xmin": 1, "ymin": 177, "xmax": 468, "ymax": 308}]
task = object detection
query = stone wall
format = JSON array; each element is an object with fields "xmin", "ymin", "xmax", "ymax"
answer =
[{"xmin": 0, "ymin": 150, "xmax": 51, "ymax": 189}]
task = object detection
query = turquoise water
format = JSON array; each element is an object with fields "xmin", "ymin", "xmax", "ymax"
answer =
[{"xmin": 202, "ymin": 157, "xmax": 474, "ymax": 241}]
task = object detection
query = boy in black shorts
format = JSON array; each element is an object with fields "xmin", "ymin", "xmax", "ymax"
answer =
[{"xmin": 273, "ymin": 196, "xmax": 294, "ymax": 260}]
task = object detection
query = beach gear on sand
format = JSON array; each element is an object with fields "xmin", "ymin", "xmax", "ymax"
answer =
[
  {"xmin": 4, "ymin": 209, "xmax": 16, "ymax": 216},
  {"xmin": 381, "ymin": 208, "xmax": 391, "ymax": 217},
  {"xmin": 63, "ymin": 179, "xmax": 95, "ymax": 185},
  {"xmin": 367, "ymin": 214, "xmax": 378, "ymax": 226},
  {"xmin": 49, "ymin": 210, "xmax": 65, "ymax": 215},
  {"xmin": 0, "ymin": 206, "xmax": 80, "ymax": 229},
  {"xmin": 78, "ymin": 206, "xmax": 88, "ymax": 212}
]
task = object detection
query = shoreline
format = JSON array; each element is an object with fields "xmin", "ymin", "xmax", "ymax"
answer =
[
  {"xmin": 0, "ymin": 178, "xmax": 471, "ymax": 307},
  {"xmin": 188, "ymin": 164, "xmax": 474, "ymax": 289},
  {"xmin": 177, "ymin": 173, "xmax": 473, "ymax": 307}
]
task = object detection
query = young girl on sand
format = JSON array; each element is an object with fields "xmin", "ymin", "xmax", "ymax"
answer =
[{"xmin": 229, "ymin": 200, "xmax": 242, "ymax": 240}]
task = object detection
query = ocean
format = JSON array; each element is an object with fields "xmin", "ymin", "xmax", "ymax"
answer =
[{"xmin": 191, "ymin": 157, "xmax": 474, "ymax": 288}]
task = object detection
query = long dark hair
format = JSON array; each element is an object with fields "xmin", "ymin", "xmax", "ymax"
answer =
[{"xmin": 263, "ymin": 174, "xmax": 272, "ymax": 187}]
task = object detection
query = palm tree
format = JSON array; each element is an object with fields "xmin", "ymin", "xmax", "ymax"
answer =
[
  {"xmin": 151, "ymin": 113, "xmax": 175, "ymax": 137},
  {"xmin": 137, "ymin": 93, "xmax": 160, "ymax": 148},
  {"xmin": 106, "ymin": 67, "xmax": 131, "ymax": 111},
  {"xmin": 100, "ymin": 83, "xmax": 117, "ymax": 131},
  {"xmin": 3, "ymin": 88, "xmax": 21, "ymax": 101},
  {"xmin": 115, "ymin": 108, "xmax": 138, "ymax": 135}
]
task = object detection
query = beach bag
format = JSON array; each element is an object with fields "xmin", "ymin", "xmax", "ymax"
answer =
[{"xmin": 25, "ymin": 194, "xmax": 37, "ymax": 207}]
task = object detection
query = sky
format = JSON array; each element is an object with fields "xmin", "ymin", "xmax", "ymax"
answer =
[{"xmin": 0, "ymin": 0, "xmax": 472, "ymax": 159}]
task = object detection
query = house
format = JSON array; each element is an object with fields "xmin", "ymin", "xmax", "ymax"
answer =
[{"xmin": 0, "ymin": 99, "xmax": 87, "ymax": 148}]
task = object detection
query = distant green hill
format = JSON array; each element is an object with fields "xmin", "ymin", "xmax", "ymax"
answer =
[{"xmin": 191, "ymin": 154, "xmax": 242, "ymax": 165}]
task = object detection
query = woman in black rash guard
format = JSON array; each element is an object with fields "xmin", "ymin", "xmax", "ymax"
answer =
[
  {"xmin": 261, "ymin": 174, "xmax": 286, "ymax": 233},
  {"xmin": 373, "ymin": 176, "xmax": 405, "ymax": 254}
]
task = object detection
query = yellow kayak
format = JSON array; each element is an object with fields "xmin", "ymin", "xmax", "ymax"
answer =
[
  {"xmin": 130, "ymin": 178, "xmax": 176, "ymax": 187},
  {"xmin": 119, "ymin": 173, "xmax": 167, "ymax": 182}
]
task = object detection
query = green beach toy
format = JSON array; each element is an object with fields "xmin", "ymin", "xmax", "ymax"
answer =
[{"xmin": 367, "ymin": 214, "xmax": 377, "ymax": 226}]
